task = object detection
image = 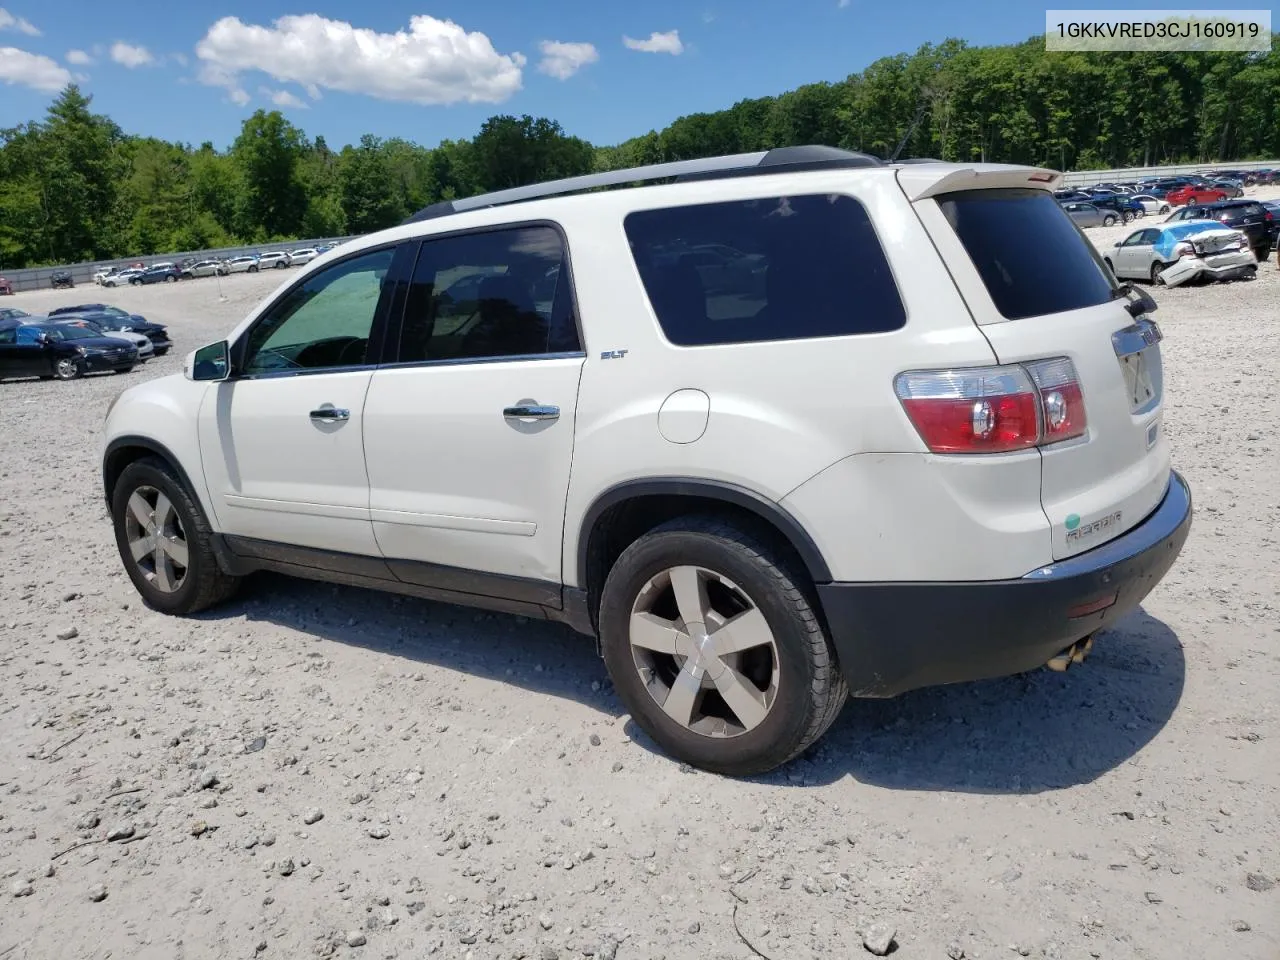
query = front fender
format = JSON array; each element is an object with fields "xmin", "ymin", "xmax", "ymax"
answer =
[{"xmin": 101, "ymin": 374, "xmax": 214, "ymax": 521}]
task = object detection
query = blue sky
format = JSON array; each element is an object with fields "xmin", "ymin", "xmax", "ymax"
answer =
[{"xmin": 0, "ymin": 0, "xmax": 1147, "ymax": 150}]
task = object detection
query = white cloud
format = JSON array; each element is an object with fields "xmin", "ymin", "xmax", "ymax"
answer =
[
  {"xmin": 195, "ymin": 13, "xmax": 525, "ymax": 105},
  {"xmin": 0, "ymin": 46, "xmax": 71, "ymax": 90},
  {"xmin": 228, "ymin": 87, "xmax": 250, "ymax": 106},
  {"xmin": 65, "ymin": 48, "xmax": 92, "ymax": 65},
  {"xmin": 260, "ymin": 85, "xmax": 307, "ymax": 109},
  {"xmin": 171, "ymin": 51, "xmax": 188, "ymax": 67},
  {"xmin": 622, "ymin": 30, "xmax": 683, "ymax": 55},
  {"xmin": 0, "ymin": 8, "xmax": 40, "ymax": 36},
  {"xmin": 110, "ymin": 41, "xmax": 154, "ymax": 67},
  {"xmin": 304, "ymin": 82, "xmax": 321, "ymax": 100},
  {"xmin": 536, "ymin": 40, "xmax": 598, "ymax": 80}
]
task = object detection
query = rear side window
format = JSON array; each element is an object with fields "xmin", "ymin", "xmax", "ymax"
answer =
[
  {"xmin": 938, "ymin": 188, "xmax": 1116, "ymax": 321},
  {"xmin": 623, "ymin": 194, "xmax": 906, "ymax": 347}
]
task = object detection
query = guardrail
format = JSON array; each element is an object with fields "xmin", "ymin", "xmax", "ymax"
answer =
[
  {"xmin": 1058, "ymin": 159, "xmax": 1279, "ymax": 187},
  {"xmin": 0, "ymin": 236, "xmax": 359, "ymax": 295}
]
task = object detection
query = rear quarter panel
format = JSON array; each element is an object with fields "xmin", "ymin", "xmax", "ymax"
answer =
[{"xmin": 552, "ymin": 169, "xmax": 1003, "ymax": 587}]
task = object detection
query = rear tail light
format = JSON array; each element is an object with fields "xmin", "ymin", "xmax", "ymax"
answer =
[{"xmin": 894, "ymin": 358, "xmax": 1088, "ymax": 454}]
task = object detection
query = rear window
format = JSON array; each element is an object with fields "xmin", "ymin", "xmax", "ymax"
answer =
[
  {"xmin": 623, "ymin": 194, "xmax": 906, "ymax": 347},
  {"xmin": 938, "ymin": 188, "xmax": 1116, "ymax": 321}
]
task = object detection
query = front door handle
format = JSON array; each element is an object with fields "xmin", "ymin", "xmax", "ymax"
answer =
[
  {"xmin": 309, "ymin": 405, "xmax": 350, "ymax": 423},
  {"xmin": 503, "ymin": 404, "xmax": 559, "ymax": 421}
]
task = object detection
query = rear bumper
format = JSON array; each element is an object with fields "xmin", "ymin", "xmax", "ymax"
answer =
[{"xmin": 817, "ymin": 470, "xmax": 1192, "ymax": 698}]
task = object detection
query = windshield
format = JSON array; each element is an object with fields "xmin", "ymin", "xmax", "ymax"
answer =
[
  {"xmin": 46, "ymin": 325, "xmax": 98, "ymax": 341},
  {"xmin": 937, "ymin": 188, "xmax": 1117, "ymax": 320}
]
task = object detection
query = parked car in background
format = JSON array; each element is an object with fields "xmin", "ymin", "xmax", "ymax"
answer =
[
  {"xmin": 103, "ymin": 269, "xmax": 142, "ymax": 287},
  {"xmin": 224, "ymin": 256, "xmax": 259, "ymax": 274},
  {"xmin": 0, "ymin": 307, "xmax": 30, "ymax": 321},
  {"xmin": 131, "ymin": 265, "xmax": 182, "ymax": 285},
  {"xmin": 46, "ymin": 303, "xmax": 172, "ymax": 356},
  {"xmin": 288, "ymin": 248, "xmax": 320, "ymax": 265},
  {"xmin": 1166, "ymin": 184, "xmax": 1228, "ymax": 206},
  {"xmin": 1164, "ymin": 199, "xmax": 1277, "ymax": 260},
  {"xmin": 1086, "ymin": 192, "xmax": 1144, "ymax": 221},
  {"xmin": 47, "ymin": 316, "xmax": 154, "ymax": 360},
  {"xmin": 182, "ymin": 260, "xmax": 228, "ymax": 278},
  {"xmin": 1103, "ymin": 221, "xmax": 1256, "ymax": 286},
  {"xmin": 0, "ymin": 276, "xmax": 12, "ymax": 295},
  {"xmin": 1062, "ymin": 201, "xmax": 1112, "ymax": 227},
  {"xmin": 1131, "ymin": 194, "xmax": 1171, "ymax": 216},
  {"xmin": 0, "ymin": 319, "xmax": 138, "ymax": 380},
  {"xmin": 1211, "ymin": 178, "xmax": 1245, "ymax": 198},
  {"xmin": 50, "ymin": 270, "xmax": 74, "ymax": 289},
  {"xmin": 256, "ymin": 251, "xmax": 292, "ymax": 269}
]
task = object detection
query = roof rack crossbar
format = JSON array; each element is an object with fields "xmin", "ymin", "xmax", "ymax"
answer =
[{"xmin": 402, "ymin": 145, "xmax": 885, "ymax": 224}]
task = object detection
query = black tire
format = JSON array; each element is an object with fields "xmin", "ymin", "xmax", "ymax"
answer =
[
  {"xmin": 167, "ymin": 275, "xmax": 177, "ymax": 283},
  {"xmin": 110, "ymin": 456, "xmax": 240, "ymax": 615},
  {"xmin": 248, "ymin": 265, "xmax": 259, "ymax": 273},
  {"xmin": 1121, "ymin": 211, "xmax": 1134, "ymax": 224},
  {"xmin": 1151, "ymin": 261, "xmax": 1167, "ymax": 285},
  {"xmin": 1103, "ymin": 214, "xmax": 1118, "ymax": 226},
  {"xmin": 130, "ymin": 279, "xmax": 141, "ymax": 286},
  {"xmin": 598, "ymin": 515, "xmax": 848, "ymax": 776},
  {"xmin": 275, "ymin": 261, "xmax": 287, "ymax": 269}
]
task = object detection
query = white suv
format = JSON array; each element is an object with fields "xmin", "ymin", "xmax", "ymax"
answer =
[{"xmin": 100, "ymin": 146, "xmax": 1192, "ymax": 776}]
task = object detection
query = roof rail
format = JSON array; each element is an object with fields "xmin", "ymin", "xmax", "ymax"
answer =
[{"xmin": 402, "ymin": 145, "xmax": 884, "ymax": 224}]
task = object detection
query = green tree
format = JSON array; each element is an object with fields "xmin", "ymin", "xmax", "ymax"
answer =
[{"xmin": 230, "ymin": 110, "xmax": 307, "ymax": 239}]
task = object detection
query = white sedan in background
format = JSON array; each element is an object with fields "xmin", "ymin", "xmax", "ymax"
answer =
[
  {"xmin": 1131, "ymin": 194, "xmax": 1172, "ymax": 216},
  {"xmin": 257, "ymin": 251, "xmax": 292, "ymax": 269},
  {"xmin": 223, "ymin": 257, "xmax": 259, "ymax": 274},
  {"xmin": 102, "ymin": 269, "xmax": 142, "ymax": 287},
  {"xmin": 289, "ymin": 248, "xmax": 320, "ymax": 265}
]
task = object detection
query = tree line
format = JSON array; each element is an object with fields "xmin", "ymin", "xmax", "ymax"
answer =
[{"xmin": 1, "ymin": 34, "xmax": 1277, "ymax": 268}]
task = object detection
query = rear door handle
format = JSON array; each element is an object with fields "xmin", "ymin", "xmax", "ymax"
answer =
[
  {"xmin": 309, "ymin": 405, "xmax": 350, "ymax": 423},
  {"xmin": 503, "ymin": 404, "xmax": 559, "ymax": 421}
]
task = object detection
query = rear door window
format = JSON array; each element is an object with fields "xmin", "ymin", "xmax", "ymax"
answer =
[
  {"xmin": 937, "ymin": 188, "xmax": 1116, "ymax": 321},
  {"xmin": 623, "ymin": 194, "xmax": 905, "ymax": 346}
]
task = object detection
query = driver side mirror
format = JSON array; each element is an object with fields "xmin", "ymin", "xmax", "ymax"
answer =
[{"xmin": 187, "ymin": 340, "xmax": 230, "ymax": 382}]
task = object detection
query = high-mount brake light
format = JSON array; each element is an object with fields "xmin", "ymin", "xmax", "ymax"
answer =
[{"xmin": 895, "ymin": 358, "xmax": 1088, "ymax": 454}]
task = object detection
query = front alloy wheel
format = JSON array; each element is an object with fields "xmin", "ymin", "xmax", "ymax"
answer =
[
  {"xmin": 54, "ymin": 357, "xmax": 82, "ymax": 380},
  {"xmin": 123, "ymin": 485, "xmax": 189, "ymax": 594},
  {"xmin": 111, "ymin": 457, "xmax": 240, "ymax": 614}
]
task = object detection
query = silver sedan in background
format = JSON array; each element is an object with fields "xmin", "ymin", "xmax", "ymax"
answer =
[{"xmin": 1061, "ymin": 201, "xmax": 1114, "ymax": 228}]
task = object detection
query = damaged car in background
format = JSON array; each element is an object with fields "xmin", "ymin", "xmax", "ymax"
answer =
[{"xmin": 1103, "ymin": 221, "xmax": 1258, "ymax": 287}]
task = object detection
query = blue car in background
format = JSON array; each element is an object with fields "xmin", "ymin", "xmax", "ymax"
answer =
[{"xmin": 1103, "ymin": 220, "xmax": 1258, "ymax": 286}]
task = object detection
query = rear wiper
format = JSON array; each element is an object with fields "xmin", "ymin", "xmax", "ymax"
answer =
[{"xmin": 1112, "ymin": 281, "xmax": 1158, "ymax": 316}]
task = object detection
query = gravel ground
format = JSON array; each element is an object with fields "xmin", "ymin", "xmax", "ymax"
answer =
[{"xmin": 1, "ymin": 202, "xmax": 1278, "ymax": 960}]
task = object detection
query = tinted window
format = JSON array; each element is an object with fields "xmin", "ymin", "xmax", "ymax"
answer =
[
  {"xmin": 398, "ymin": 225, "xmax": 579, "ymax": 363},
  {"xmin": 938, "ymin": 188, "xmax": 1116, "ymax": 321},
  {"xmin": 241, "ymin": 249, "xmax": 394, "ymax": 375},
  {"xmin": 623, "ymin": 194, "xmax": 905, "ymax": 347}
]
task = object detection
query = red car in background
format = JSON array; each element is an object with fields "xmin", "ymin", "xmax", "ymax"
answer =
[
  {"xmin": 0, "ymin": 276, "xmax": 12, "ymax": 295},
  {"xmin": 1166, "ymin": 185, "xmax": 1228, "ymax": 206}
]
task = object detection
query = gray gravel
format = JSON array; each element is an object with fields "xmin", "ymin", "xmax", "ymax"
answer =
[{"xmin": 1, "ymin": 194, "xmax": 1278, "ymax": 958}]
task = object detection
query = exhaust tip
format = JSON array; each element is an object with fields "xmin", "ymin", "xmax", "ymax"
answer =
[{"xmin": 1045, "ymin": 633, "xmax": 1096, "ymax": 673}]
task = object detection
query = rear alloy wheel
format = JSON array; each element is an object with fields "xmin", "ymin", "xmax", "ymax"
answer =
[
  {"xmin": 54, "ymin": 357, "xmax": 82, "ymax": 380},
  {"xmin": 599, "ymin": 516, "xmax": 847, "ymax": 776},
  {"xmin": 1151, "ymin": 261, "xmax": 1167, "ymax": 285},
  {"xmin": 166, "ymin": 275, "xmax": 177, "ymax": 283},
  {"xmin": 1103, "ymin": 214, "xmax": 1118, "ymax": 227},
  {"xmin": 112, "ymin": 457, "xmax": 240, "ymax": 615},
  {"xmin": 248, "ymin": 265, "xmax": 259, "ymax": 273}
]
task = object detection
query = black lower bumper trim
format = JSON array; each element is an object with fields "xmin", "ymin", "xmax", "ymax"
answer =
[{"xmin": 818, "ymin": 470, "xmax": 1193, "ymax": 698}]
